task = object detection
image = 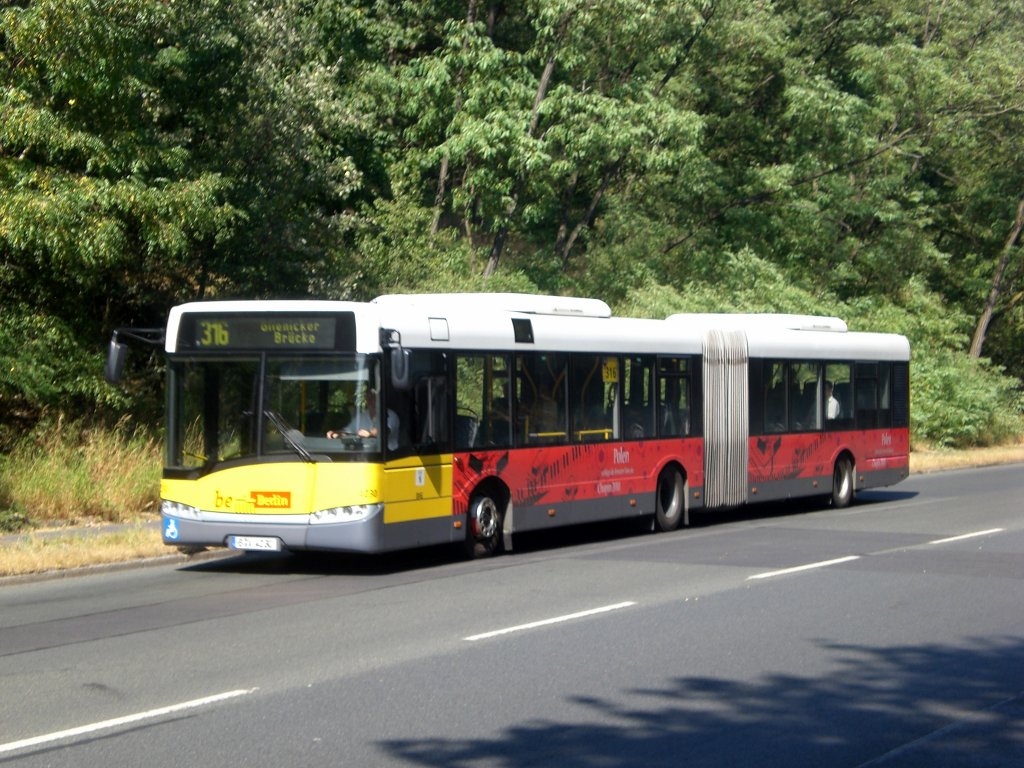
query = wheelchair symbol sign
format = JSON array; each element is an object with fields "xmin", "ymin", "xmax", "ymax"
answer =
[{"xmin": 164, "ymin": 518, "xmax": 180, "ymax": 541}]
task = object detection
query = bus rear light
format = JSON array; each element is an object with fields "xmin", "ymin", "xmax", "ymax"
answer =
[{"xmin": 309, "ymin": 503, "xmax": 383, "ymax": 525}]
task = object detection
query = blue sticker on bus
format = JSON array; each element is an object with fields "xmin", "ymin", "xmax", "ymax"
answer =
[{"xmin": 164, "ymin": 518, "xmax": 180, "ymax": 541}]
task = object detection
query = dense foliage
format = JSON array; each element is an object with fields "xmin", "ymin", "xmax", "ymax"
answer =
[{"xmin": 2, "ymin": 0, "xmax": 1022, "ymax": 448}]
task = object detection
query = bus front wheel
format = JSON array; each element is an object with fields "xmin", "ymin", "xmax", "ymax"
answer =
[
  {"xmin": 465, "ymin": 493, "xmax": 503, "ymax": 558},
  {"xmin": 831, "ymin": 456, "xmax": 854, "ymax": 508},
  {"xmin": 654, "ymin": 466, "xmax": 685, "ymax": 532}
]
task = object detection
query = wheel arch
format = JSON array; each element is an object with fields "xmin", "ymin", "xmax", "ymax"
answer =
[
  {"xmin": 468, "ymin": 475, "xmax": 511, "ymax": 514},
  {"xmin": 654, "ymin": 459, "xmax": 690, "ymax": 530},
  {"xmin": 466, "ymin": 475, "xmax": 514, "ymax": 553},
  {"xmin": 833, "ymin": 447, "xmax": 857, "ymax": 484},
  {"xmin": 831, "ymin": 449, "xmax": 857, "ymax": 508},
  {"xmin": 658, "ymin": 457, "xmax": 690, "ymax": 498}
]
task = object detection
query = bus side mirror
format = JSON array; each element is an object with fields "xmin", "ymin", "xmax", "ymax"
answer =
[
  {"xmin": 390, "ymin": 347, "xmax": 410, "ymax": 391},
  {"xmin": 382, "ymin": 328, "xmax": 411, "ymax": 390},
  {"xmin": 105, "ymin": 336, "xmax": 128, "ymax": 383}
]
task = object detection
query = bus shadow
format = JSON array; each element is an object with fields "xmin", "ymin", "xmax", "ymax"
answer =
[
  {"xmin": 687, "ymin": 488, "xmax": 920, "ymax": 528},
  {"xmin": 182, "ymin": 489, "xmax": 920, "ymax": 576},
  {"xmin": 181, "ymin": 544, "xmax": 468, "ymax": 577}
]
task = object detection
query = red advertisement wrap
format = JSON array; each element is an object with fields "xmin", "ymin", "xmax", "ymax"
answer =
[
  {"xmin": 749, "ymin": 428, "xmax": 910, "ymax": 483},
  {"xmin": 452, "ymin": 439, "xmax": 706, "ymax": 515}
]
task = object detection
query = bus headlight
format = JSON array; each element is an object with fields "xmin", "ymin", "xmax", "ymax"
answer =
[
  {"xmin": 161, "ymin": 500, "xmax": 201, "ymax": 520},
  {"xmin": 309, "ymin": 503, "xmax": 383, "ymax": 525}
]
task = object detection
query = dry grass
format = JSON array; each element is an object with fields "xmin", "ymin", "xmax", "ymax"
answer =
[
  {"xmin": 910, "ymin": 441, "xmax": 1024, "ymax": 473},
  {"xmin": 0, "ymin": 420, "xmax": 168, "ymax": 578},
  {"xmin": 0, "ymin": 420, "xmax": 161, "ymax": 527},
  {"xmin": 0, "ymin": 525, "xmax": 169, "ymax": 578}
]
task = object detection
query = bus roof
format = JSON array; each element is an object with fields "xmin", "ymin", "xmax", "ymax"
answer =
[
  {"xmin": 372, "ymin": 293, "xmax": 612, "ymax": 318},
  {"xmin": 667, "ymin": 313, "xmax": 848, "ymax": 332},
  {"xmin": 667, "ymin": 312, "xmax": 909, "ymax": 361},
  {"xmin": 165, "ymin": 297, "xmax": 909, "ymax": 361},
  {"xmin": 391, "ymin": 310, "xmax": 702, "ymax": 356}
]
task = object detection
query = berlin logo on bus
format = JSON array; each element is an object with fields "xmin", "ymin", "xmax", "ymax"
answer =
[
  {"xmin": 215, "ymin": 491, "xmax": 292, "ymax": 510},
  {"xmin": 253, "ymin": 491, "xmax": 292, "ymax": 509}
]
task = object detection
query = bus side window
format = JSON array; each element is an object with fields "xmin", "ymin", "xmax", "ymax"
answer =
[
  {"xmin": 571, "ymin": 354, "xmax": 616, "ymax": 442},
  {"xmin": 854, "ymin": 362, "xmax": 880, "ymax": 429},
  {"xmin": 764, "ymin": 362, "xmax": 787, "ymax": 433},
  {"xmin": 484, "ymin": 355, "xmax": 512, "ymax": 448},
  {"xmin": 877, "ymin": 363, "xmax": 893, "ymax": 427},
  {"xmin": 748, "ymin": 360, "xmax": 762, "ymax": 435},
  {"xmin": 658, "ymin": 357, "xmax": 691, "ymax": 437},
  {"xmin": 455, "ymin": 355, "xmax": 484, "ymax": 450},
  {"xmin": 516, "ymin": 352, "xmax": 568, "ymax": 445},
  {"xmin": 415, "ymin": 374, "xmax": 448, "ymax": 448},
  {"xmin": 825, "ymin": 362, "xmax": 852, "ymax": 430},
  {"xmin": 788, "ymin": 362, "xmax": 820, "ymax": 432},
  {"xmin": 892, "ymin": 362, "xmax": 910, "ymax": 428},
  {"xmin": 622, "ymin": 356, "xmax": 655, "ymax": 439},
  {"xmin": 387, "ymin": 350, "xmax": 449, "ymax": 455}
]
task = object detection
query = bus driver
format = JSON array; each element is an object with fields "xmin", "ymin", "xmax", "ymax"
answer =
[{"xmin": 327, "ymin": 389, "xmax": 399, "ymax": 450}]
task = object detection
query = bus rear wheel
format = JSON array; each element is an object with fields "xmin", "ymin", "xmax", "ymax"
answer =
[
  {"xmin": 465, "ymin": 493, "xmax": 503, "ymax": 558},
  {"xmin": 831, "ymin": 456, "xmax": 854, "ymax": 508},
  {"xmin": 654, "ymin": 466, "xmax": 685, "ymax": 532}
]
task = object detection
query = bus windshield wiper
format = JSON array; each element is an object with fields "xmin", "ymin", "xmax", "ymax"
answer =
[{"xmin": 263, "ymin": 410, "xmax": 315, "ymax": 463}]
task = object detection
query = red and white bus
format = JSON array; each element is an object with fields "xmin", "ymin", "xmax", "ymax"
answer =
[{"xmin": 113, "ymin": 293, "xmax": 909, "ymax": 556}]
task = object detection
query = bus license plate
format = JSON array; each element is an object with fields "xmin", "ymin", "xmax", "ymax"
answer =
[{"xmin": 228, "ymin": 535, "xmax": 282, "ymax": 552}]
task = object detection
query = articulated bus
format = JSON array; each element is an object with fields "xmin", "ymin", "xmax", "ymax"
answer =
[{"xmin": 108, "ymin": 294, "xmax": 909, "ymax": 557}]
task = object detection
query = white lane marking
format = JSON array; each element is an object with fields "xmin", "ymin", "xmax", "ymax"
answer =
[
  {"xmin": 929, "ymin": 528, "xmax": 1004, "ymax": 545},
  {"xmin": 747, "ymin": 555, "xmax": 861, "ymax": 581},
  {"xmin": 464, "ymin": 601, "xmax": 637, "ymax": 642},
  {"xmin": 0, "ymin": 688, "xmax": 256, "ymax": 755}
]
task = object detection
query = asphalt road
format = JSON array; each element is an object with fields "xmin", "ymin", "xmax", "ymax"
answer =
[{"xmin": 1, "ymin": 464, "xmax": 1022, "ymax": 767}]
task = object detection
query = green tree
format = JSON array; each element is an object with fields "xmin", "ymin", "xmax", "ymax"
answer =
[
  {"xmin": 1, "ymin": 0, "xmax": 1022, "ymax": 450},
  {"xmin": 0, "ymin": 0, "xmax": 228, "ymax": 430},
  {"xmin": 340, "ymin": 0, "xmax": 711, "ymax": 288},
  {"xmin": 1, "ymin": 0, "xmax": 361, "ymax": 430}
]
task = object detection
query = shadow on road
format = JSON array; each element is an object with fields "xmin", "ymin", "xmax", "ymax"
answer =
[{"xmin": 380, "ymin": 634, "xmax": 1024, "ymax": 767}]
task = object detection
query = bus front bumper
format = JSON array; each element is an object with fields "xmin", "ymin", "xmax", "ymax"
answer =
[{"xmin": 160, "ymin": 505, "xmax": 389, "ymax": 554}]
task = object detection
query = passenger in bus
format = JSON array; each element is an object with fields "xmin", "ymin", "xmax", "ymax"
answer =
[
  {"xmin": 326, "ymin": 389, "xmax": 399, "ymax": 450},
  {"xmin": 825, "ymin": 380, "xmax": 841, "ymax": 420}
]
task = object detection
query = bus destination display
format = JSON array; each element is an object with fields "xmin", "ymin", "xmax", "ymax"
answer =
[{"xmin": 181, "ymin": 314, "xmax": 355, "ymax": 351}]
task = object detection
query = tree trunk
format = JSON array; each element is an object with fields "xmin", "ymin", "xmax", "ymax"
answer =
[
  {"xmin": 431, "ymin": 1, "xmax": 479, "ymax": 239},
  {"xmin": 484, "ymin": 9, "xmax": 575, "ymax": 277},
  {"xmin": 430, "ymin": 154, "xmax": 450, "ymax": 237},
  {"xmin": 969, "ymin": 197, "xmax": 1024, "ymax": 358},
  {"xmin": 556, "ymin": 159, "xmax": 623, "ymax": 265}
]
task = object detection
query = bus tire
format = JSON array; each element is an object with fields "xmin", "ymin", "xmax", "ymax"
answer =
[
  {"xmin": 465, "ymin": 493, "xmax": 503, "ymax": 558},
  {"xmin": 831, "ymin": 456, "xmax": 854, "ymax": 508},
  {"xmin": 654, "ymin": 465, "xmax": 685, "ymax": 532}
]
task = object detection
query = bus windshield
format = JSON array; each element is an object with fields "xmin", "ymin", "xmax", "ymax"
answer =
[{"xmin": 167, "ymin": 354, "xmax": 383, "ymax": 469}]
